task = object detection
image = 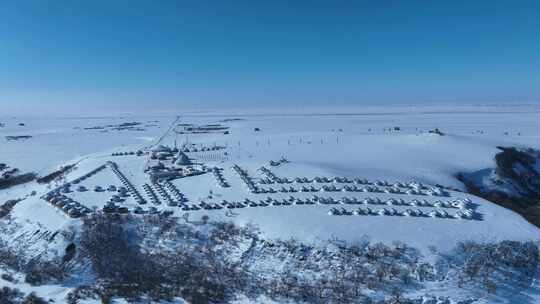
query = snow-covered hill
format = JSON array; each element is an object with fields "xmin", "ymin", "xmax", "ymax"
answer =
[{"xmin": 1, "ymin": 105, "xmax": 539, "ymax": 303}]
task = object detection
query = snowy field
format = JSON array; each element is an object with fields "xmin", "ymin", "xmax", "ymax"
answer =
[{"xmin": 1, "ymin": 104, "xmax": 540, "ymax": 302}]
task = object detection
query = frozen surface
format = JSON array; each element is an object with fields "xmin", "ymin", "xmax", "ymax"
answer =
[
  {"xmin": 3, "ymin": 106, "xmax": 540, "ymax": 247},
  {"xmin": 1, "ymin": 104, "xmax": 540, "ymax": 303}
]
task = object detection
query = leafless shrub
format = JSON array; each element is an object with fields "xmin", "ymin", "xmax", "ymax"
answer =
[
  {"xmin": 447, "ymin": 240, "xmax": 539, "ymax": 293},
  {"xmin": 24, "ymin": 258, "xmax": 67, "ymax": 286},
  {"xmin": 78, "ymin": 213, "xmax": 248, "ymax": 303}
]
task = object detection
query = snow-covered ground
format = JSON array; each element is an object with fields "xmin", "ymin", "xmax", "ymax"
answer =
[{"xmin": 1, "ymin": 104, "xmax": 540, "ymax": 303}]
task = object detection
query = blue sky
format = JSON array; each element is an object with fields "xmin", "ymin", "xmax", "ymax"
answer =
[{"xmin": 1, "ymin": 1, "xmax": 539, "ymax": 114}]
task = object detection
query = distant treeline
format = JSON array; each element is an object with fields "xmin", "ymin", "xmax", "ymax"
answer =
[
  {"xmin": 37, "ymin": 164, "xmax": 76, "ymax": 184},
  {"xmin": 5, "ymin": 135, "xmax": 32, "ymax": 141},
  {"xmin": 0, "ymin": 199, "xmax": 21, "ymax": 218},
  {"xmin": 0, "ymin": 172, "xmax": 37, "ymax": 190}
]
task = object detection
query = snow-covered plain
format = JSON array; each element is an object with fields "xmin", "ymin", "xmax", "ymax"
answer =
[{"xmin": 1, "ymin": 104, "xmax": 540, "ymax": 302}]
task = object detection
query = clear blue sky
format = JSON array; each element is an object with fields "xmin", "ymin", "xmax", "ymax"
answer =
[{"xmin": 1, "ymin": 1, "xmax": 539, "ymax": 114}]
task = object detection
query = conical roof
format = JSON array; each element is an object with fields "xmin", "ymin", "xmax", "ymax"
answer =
[{"xmin": 176, "ymin": 152, "xmax": 192, "ymax": 165}]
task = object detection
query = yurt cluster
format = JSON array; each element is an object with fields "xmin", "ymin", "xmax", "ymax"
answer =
[{"xmin": 146, "ymin": 145, "xmax": 206, "ymax": 182}]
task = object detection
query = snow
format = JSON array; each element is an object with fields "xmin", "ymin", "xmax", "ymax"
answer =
[
  {"xmin": 1, "ymin": 104, "xmax": 540, "ymax": 303},
  {"xmin": 3, "ymin": 106, "xmax": 540, "ymax": 249}
]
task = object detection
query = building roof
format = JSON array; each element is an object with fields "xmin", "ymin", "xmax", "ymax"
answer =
[{"xmin": 176, "ymin": 152, "xmax": 192, "ymax": 165}]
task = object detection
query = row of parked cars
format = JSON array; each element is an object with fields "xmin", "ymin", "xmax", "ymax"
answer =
[
  {"xmin": 140, "ymin": 181, "xmax": 187, "ymax": 207},
  {"xmin": 142, "ymin": 183, "xmax": 160, "ymax": 205},
  {"xmin": 328, "ymin": 206, "xmax": 475, "ymax": 219},
  {"xmin": 102, "ymin": 201, "xmax": 129, "ymax": 214},
  {"xmin": 102, "ymin": 203, "xmax": 174, "ymax": 217},
  {"xmin": 152, "ymin": 182, "xmax": 176, "ymax": 206},
  {"xmin": 257, "ymin": 167, "xmax": 452, "ymax": 198},
  {"xmin": 111, "ymin": 150, "xmax": 144, "ymax": 157},
  {"xmin": 70, "ymin": 165, "xmax": 107, "ymax": 185},
  {"xmin": 163, "ymin": 181, "xmax": 187, "ymax": 202},
  {"xmin": 107, "ymin": 161, "xmax": 146, "ymax": 205},
  {"xmin": 182, "ymin": 195, "xmax": 472, "ymax": 212},
  {"xmin": 256, "ymin": 183, "xmax": 449, "ymax": 197},
  {"xmin": 232, "ymin": 164, "xmax": 258, "ymax": 193},
  {"xmin": 212, "ymin": 167, "xmax": 229, "ymax": 188}
]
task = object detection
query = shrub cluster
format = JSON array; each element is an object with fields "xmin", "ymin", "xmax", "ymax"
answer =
[
  {"xmin": 0, "ymin": 287, "xmax": 47, "ymax": 304},
  {"xmin": 77, "ymin": 214, "xmax": 248, "ymax": 303},
  {"xmin": 3, "ymin": 212, "xmax": 538, "ymax": 304},
  {"xmin": 448, "ymin": 240, "xmax": 539, "ymax": 294}
]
